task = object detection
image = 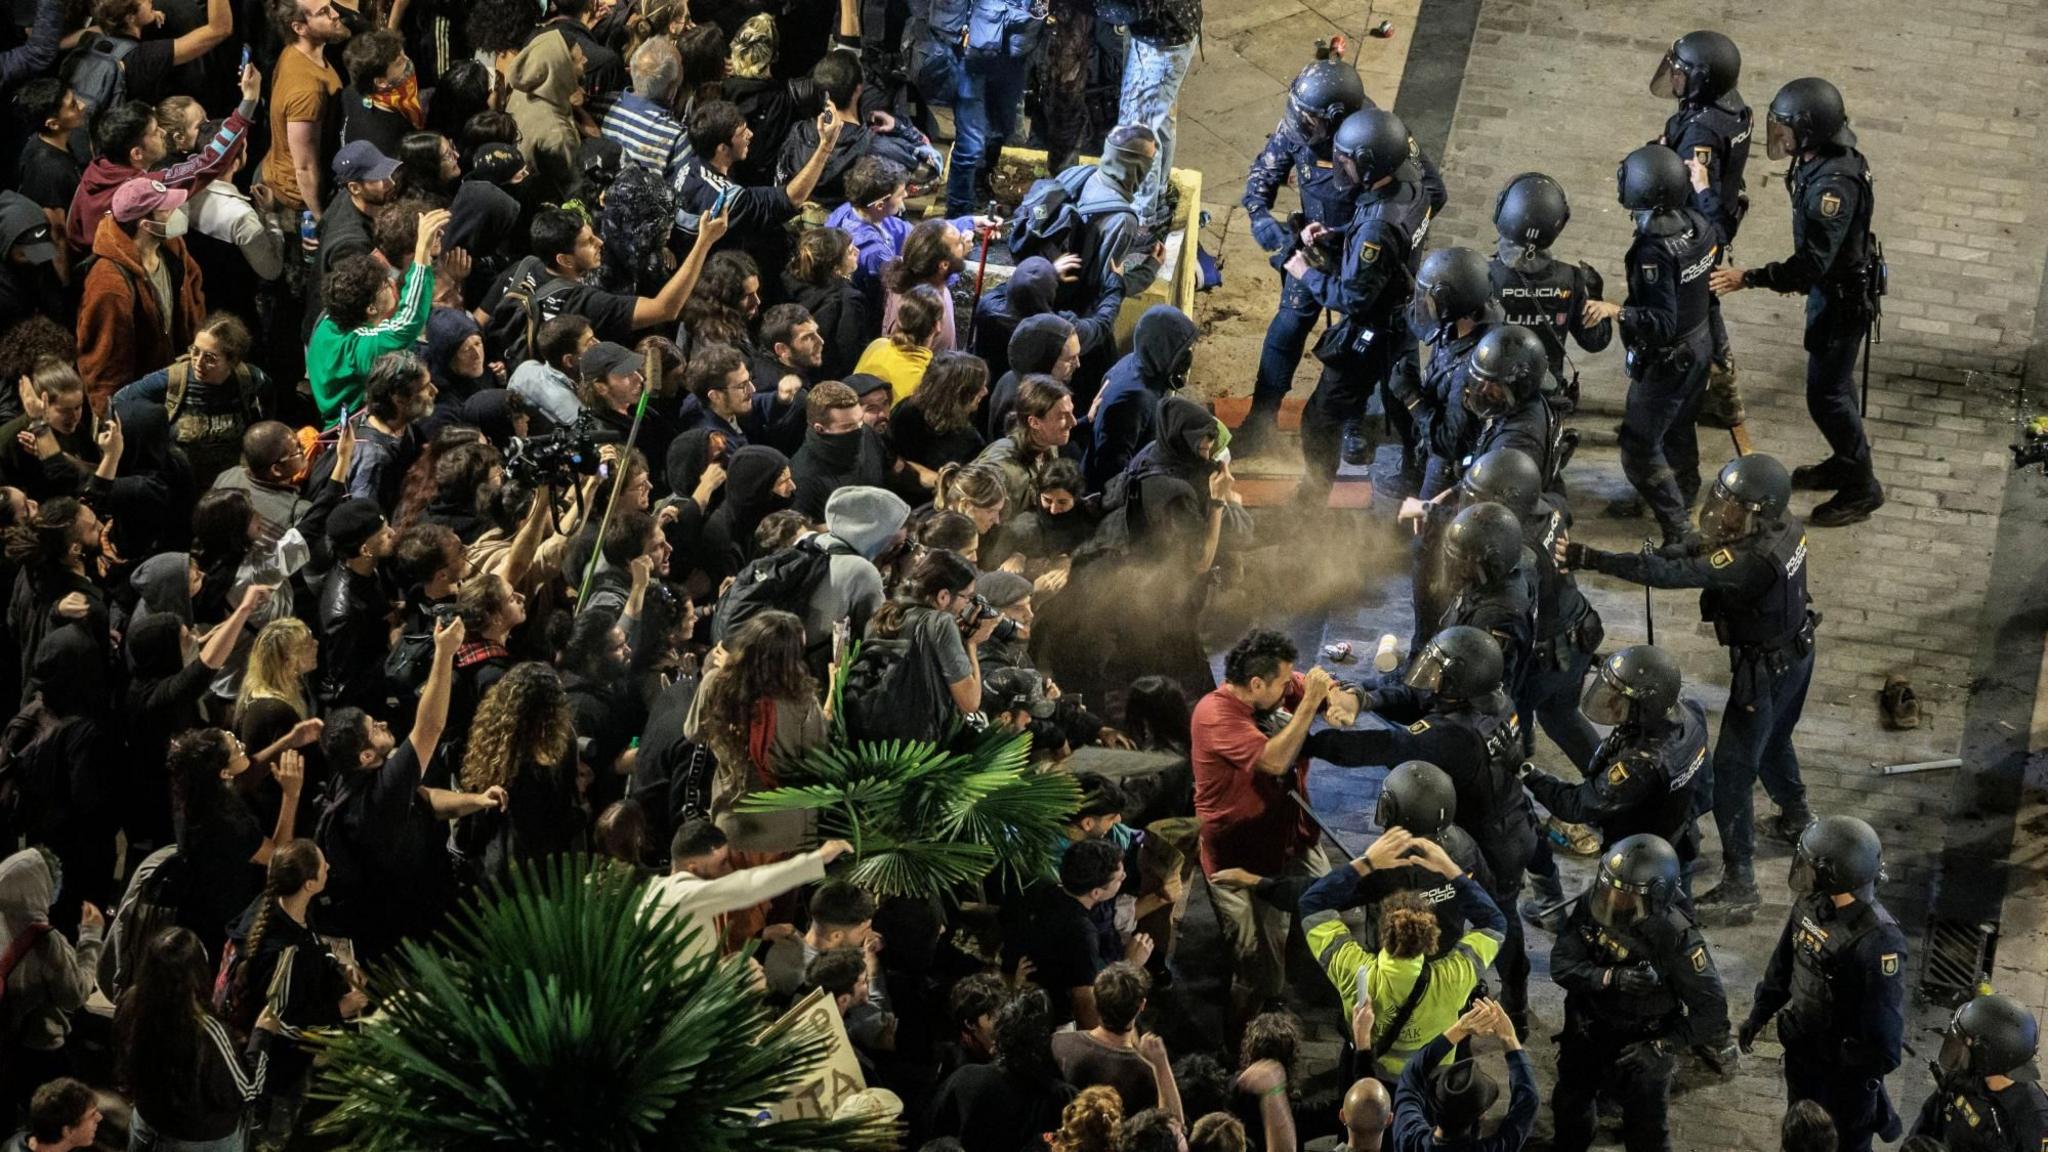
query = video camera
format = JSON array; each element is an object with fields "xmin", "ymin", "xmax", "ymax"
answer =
[{"xmin": 505, "ymin": 414, "xmax": 607, "ymax": 489}]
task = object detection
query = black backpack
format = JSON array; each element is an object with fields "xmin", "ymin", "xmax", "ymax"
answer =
[
  {"xmin": 840, "ymin": 614, "xmax": 952, "ymax": 745},
  {"xmin": 710, "ymin": 535, "xmax": 851, "ymax": 645},
  {"xmin": 62, "ymin": 34, "xmax": 139, "ymax": 125},
  {"xmin": 1010, "ymin": 167, "xmax": 1100, "ymax": 264},
  {"xmin": 483, "ymin": 256, "xmax": 576, "ymax": 364},
  {"xmin": 0, "ymin": 699, "xmax": 67, "ymax": 847}
]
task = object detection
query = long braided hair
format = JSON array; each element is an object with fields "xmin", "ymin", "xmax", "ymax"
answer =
[{"xmin": 231, "ymin": 839, "xmax": 323, "ymax": 1022}]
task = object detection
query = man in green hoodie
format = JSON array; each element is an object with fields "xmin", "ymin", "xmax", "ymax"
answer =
[{"xmin": 305, "ymin": 206, "xmax": 445, "ymax": 422}]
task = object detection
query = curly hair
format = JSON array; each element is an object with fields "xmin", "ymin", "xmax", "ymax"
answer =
[
  {"xmin": 904, "ymin": 350, "xmax": 988, "ymax": 435},
  {"xmin": 235, "ymin": 617, "xmax": 314, "ymax": 721},
  {"xmin": 1051, "ymin": 1086, "xmax": 1123, "ymax": 1152},
  {"xmin": 882, "ymin": 217, "xmax": 957, "ymax": 294},
  {"xmin": 1379, "ymin": 891, "xmax": 1440, "ymax": 959},
  {"xmin": 680, "ymin": 251, "xmax": 761, "ymax": 350},
  {"xmin": 322, "ymin": 253, "xmax": 391, "ymax": 331},
  {"xmin": 464, "ymin": 0, "xmax": 539, "ymax": 53},
  {"xmin": 461, "ymin": 661, "xmax": 575, "ymax": 792},
  {"xmin": 0, "ymin": 317, "xmax": 75, "ymax": 392},
  {"xmin": 696, "ymin": 611, "xmax": 815, "ymax": 770},
  {"xmin": 1239, "ymin": 1010, "xmax": 1302, "ymax": 1087}
]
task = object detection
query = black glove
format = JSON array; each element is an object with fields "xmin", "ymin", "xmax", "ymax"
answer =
[
  {"xmin": 1701, "ymin": 1039, "xmax": 1741, "ymax": 1075},
  {"xmin": 1737, "ymin": 1015, "xmax": 1765, "ymax": 1053},
  {"xmin": 1562, "ymin": 541, "xmax": 1590, "ymax": 571},
  {"xmin": 1613, "ymin": 964, "xmax": 1662, "ymax": 996},
  {"xmin": 1615, "ymin": 1038, "xmax": 1671, "ymax": 1076}
]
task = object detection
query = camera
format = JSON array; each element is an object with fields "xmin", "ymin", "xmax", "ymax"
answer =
[
  {"xmin": 969, "ymin": 594, "xmax": 1021, "ymax": 644},
  {"xmin": 505, "ymin": 415, "xmax": 605, "ymax": 489}
]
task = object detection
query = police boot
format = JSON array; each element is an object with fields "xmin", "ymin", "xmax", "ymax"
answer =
[
  {"xmin": 1603, "ymin": 495, "xmax": 1646, "ymax": 519},
  {"xmin": 1340, "ymin": 420, "xmax": 1372, "ymax": 467},
  {"xmin": 1694, "ymin": 861, "xmax": 1762, "ymax": 926},
  {"xmin": 1696, "ymin": 360, "xmax": 1746, "ymax": 429},
  {"xmin": 1760, "ymin": 803, "xmax": 1815, "ymax": 845},
  {"xmin": 1810, "ymin": 477, "xmax": 1885, "ymax": 528},
  {"xmin": 1519, "ymin": 872, "xmax": 1568, "ymax": 934},
  {"xmin": 1233, "ymin": 400, "xmax": 1282, "ymax": 459},
  {"xmin": 1790, "ymin": 456, "xmax": 1857, "ymax": 492}
]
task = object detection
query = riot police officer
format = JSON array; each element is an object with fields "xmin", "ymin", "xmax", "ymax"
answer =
[
  {"xmin": 1436, "ymin": 501, "xmax": 1537, "ymax": 701},
  {"xmin": 1740, "ymin": 816, "xmax": 1907, "ymax": 1152},
  {"xmin": 1520, "ymin": 645, "xmax": 1708, "ymax": 861},
  {"xmin": 1239, "ymin": 59, "xmax": 1448, "ymax": 458},
  {"xmin": 1592, "ymin": 144, "xmax": 1721, "ymax": 549},
  {"xmin": 1550, "ymin": 834, "xmax": 1729, "ymax": 1152},
  {"xmin": 1355, "ymin": 760, "xmax": 1494, "ymax": 952},
  {"xmin": 1309, "ymin": 625, "xmax": 1537, "ymax": 1030},
  {"xmin": 1488, "ymin": 172, "xmax": 1615, "ymax": 414},
  {"xmin": 1408, "ymin": 246, "xmax": 1500, "ymax": 493},
  {"xmin": 1711, "ymin": 77, "xmax": 1885, "ymax": 526},
  {"xmin": 1284, "ymin": 108, "xmax": 1435, "ymax": 501},
  {"xmin": 1455, "ymin": 325, "xmax": 1559, "ymax": 496},
  {"xmin": 1461, "ymin": 448, "xmax": 1602, "ymax": 770},
  {"xmin": 1914, "ymin": 994, "xmax": 2048, "ymax": 1152},
  {"xmin": 1562, "ymin": 454, "xmax": 1817, "ymax": 921},
  {"xmin": 1651, "ymin": 31, "xmax": 1752, "ymax": 430}
]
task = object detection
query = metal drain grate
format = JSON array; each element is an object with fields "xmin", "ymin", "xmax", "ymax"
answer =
[{"xmin": 1921, "ymin": 919, "xmax": 1997, "ymax": 1005}]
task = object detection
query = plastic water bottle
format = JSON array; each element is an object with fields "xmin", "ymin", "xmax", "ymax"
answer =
[{"xmin": 299, "ymin": 209, "xmax": 317, "ymax": 252}]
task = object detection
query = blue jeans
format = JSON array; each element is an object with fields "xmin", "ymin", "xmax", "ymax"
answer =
[
  {"xmin": 1254, "ymin": 276, "xmax": 1320, "ymax": 408},
  {"xmin": 1119, "ymin": 35, "xmax": 1195, "ymax": 227},
  {"xmin": 1517, "ymin": 640, "xmax": 1601, "ymax": 771},
  {"xmin": 944, "ymin": 51, "xmax": 1026, "ymax": 216},
  {"xmin": 1703, "ymin": 645, "xmax": 1812, "ymax": 870},
  {"xmin": 130, "ymin": 1112, "xmax": 246, "ymax": 1152}
]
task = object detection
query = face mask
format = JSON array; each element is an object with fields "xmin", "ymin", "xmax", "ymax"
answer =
[{"xmin": 151, "ymin": 208, "xmax": 189, "ymax": 239}]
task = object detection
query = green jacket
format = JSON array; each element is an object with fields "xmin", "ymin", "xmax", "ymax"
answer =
[{"xmin": 306, "ymin": 262, "xmax": 435, "ymax": 423}]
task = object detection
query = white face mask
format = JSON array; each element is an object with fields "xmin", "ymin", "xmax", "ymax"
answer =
[{"xmin": 151, "ymin": 207, "xmax": 189, "ymax": 239}]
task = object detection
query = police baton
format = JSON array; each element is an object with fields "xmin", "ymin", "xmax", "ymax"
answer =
[{"xmin": 1639, "ymin": 539, "xmax": 1658, "ymax": 647}]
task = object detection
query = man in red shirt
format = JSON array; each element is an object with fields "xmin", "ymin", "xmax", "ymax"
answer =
[{"xmin": 1191, "ymin": 629, "xmax": 1339, "ymax": 1020}]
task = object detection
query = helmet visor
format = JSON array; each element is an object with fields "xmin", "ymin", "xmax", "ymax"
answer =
[
  {"xmin": 1335, "ymin": 153, "xmax": 1363, "ymax": 190},
  {"xmin": 1697, "ymin": 486, "xmax": 1753, "ymax": 545},
  {"xmin": 1766, "ymin": 118, "xmax": 1797, "ymax": 161},
  {"xmin": 1404, "ymin": 643, "xmax": 1448, "ymax": 693},
  {"xmin": 1936, "ymin": 1027, "xmax": 1973, "ymax": 1083},
  {"xmin": 1788, "ymin": 849, "xmax": 1818, "ymax": 897},
  {"xmin": 1462, "ymin": 376, "xmax": 1512, "ymax": 421},
  {"xmin": 1405, "ymin": 294, "xmax": 1443, "ymax": 343},
  {"xmin": 1580, "ymin": 670, "xmax": 1632, "ymax": 727},
  {"xmin": 1590, "ymin": 883, "xmax": 1643, "ymax": 929},
  {"xmin": 1290, "ymin": 99, "xmax": 1331, "ymax": 146},
  {"xmin": 1650, "ymin": 52, "xmax": 1686, "ymax": 99}
]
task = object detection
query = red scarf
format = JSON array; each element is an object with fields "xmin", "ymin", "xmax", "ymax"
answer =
[
  {"xmin": 367, "ymin": 74, "xmax": 425, "ymax": 130},
  {"xmin": 747, "ymin": 698, "xmax": 780, "ymax": 786}
]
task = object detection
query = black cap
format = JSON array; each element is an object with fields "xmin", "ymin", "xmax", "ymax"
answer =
[
  {"xmin": 0, "ymin": 192, "xmax": 56, "ymax": 265},
  {"xmin": 985, "ymin": 667, "xmax": 1055, "ymax": 718},
  {"xmin": 579, "ymin": 341, "xmax": 640, "ymax": 381},
  {"xmin": 327, "ymin": 498, "xmax": 387, "ymax": 557}
]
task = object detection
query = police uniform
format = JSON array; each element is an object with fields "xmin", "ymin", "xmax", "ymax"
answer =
[
  {"xmin": 1243, "ymin": 124, "xmax": 1447, "ymax": 424},
  {"xmin": 1294, "ymin": 174, "xmax": 1434, "ymax": 496},
  {"xmin": 1747, "ymin": 893, "xmax": 1909, "ymax": 1152},
  {"xmin": 1525, "ymin": 698, "xmax": 1708, "ymax": 860},
  {"xmin": 1617, "ymin": 203, "xmax": 1719, "ymax": 539},
  {"xmin": 1437, "ymin": 554, "xmax": 1538, "ymax": 703},
  {"xmin": 1459, "ymin": 390, "xmax": 1557, "ymax": 498},
  {"xmin": 1512, "ymin": 499, "xmax": 1603, "ymax": 768},
  {"xmin": 1551, "ymin": 899, "xmax": 1729, "ymax": 1152},
  {"xmin": 1571, "ymin": 519, "xmax": 1815, "ymax": 874},
  {"xmin": 1664, "ymin": 90, "xmax": 1752, "ymax": 365},
  {"xmin": 1743, "ymin": 144, "xmax": 1879, "ymax": 493},
  {"xmin": 1913, "ymin": 1078, "xmax": 2048, "ymax": 1152},
  {"xmin": 1414, "ymin": 322, "xmax": 1492, "ymax": 497},
  {"xmin": 1489, "ymin": 251, "xmax": 1614, "ymax": 410},
  {"xmin": 1351, "ymin": 827, "xmax": 1494, "ymax": 955}
]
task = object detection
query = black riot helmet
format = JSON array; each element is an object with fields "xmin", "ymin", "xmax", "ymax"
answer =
[
  {"xmin": 1405, "ymin": 625, "xmax": 1503, "ymax": 700},
  {"xmin": 1462, "ymin": 325, "xmax": 1547, "ymax": 419},
  {"xmin": 1696, "ymin": 453, "xmax": 1791, "ymax": 544},
  {"xmin": 1616, "ymin": 144, "xmax": 1690, "ymax": 213},
  {"xmin": 1408, "ymin": 247, "xmax": 1496, "ymax": 345},
  {"xmin": 1332, "ymin": 108, "xmax": 1419, "ymax": 190},
  {"xmin": 1767, "ymin": 77, "xmax": 1851, "ymax": 160},
  {"xmin": 1590, "ymin": 834, "xmax": 1682, "ymax": 928},
  {"xmin": 1580, "ymin": 645, "xmax": 1681, "ymax": 728},
  {"xmin": 1790, "ymin": 815, "xmax": 1884, "ymax": 898},
  {"xmin": 1650, "ymin": 31, "xmax": 1741, "ymax": 104},
  {"xmin": 1443, "ymin": 502, "xmax": 1525, "ymax": 590},
  {"xmin": 1288, "ymin": 59, "xmax": 1369, "ymax": 147},
  {"xmin": 1492, "ymin": 172, "xmax": 1571, "ymax": 251},
  {"xmin": 1457, "ymin": 447, "xmax": 1544, "ymax": 518},
  {"xmin": 1936, "ymin": 995, "xmax": 2039, "ymax": 1087},
  {"xmin": 1377, "ymin": 761, "xmax": 1458, "ymax": 840}
]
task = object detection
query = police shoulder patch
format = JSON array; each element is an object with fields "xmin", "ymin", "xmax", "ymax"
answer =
[
  {"xmin": 1881, "ymin": 952, "xmax": 1900, "ymax": 976},
  {"xmin": 1820, "ymin": 191, "xmax": 1843, "ymax": 218},
  {"xmin": 1407, "ymin": 719, "xmax": 1430, "ymax": 734},
  {"xmin": 1690, "ymin": 946, "xmax": 1707, "ymax": 972},
  {"xmin": 1359, "ymin": 239, "xmax": 1382, "ymax": 263},
  {"xmin": 1606, "ymin": 762, "xmax": 1631, "ymax": 786},
  {"xmin": 1709, "ymin": 548, "xmax": 1734, "ymax": 569},
  {"xmin": 1640, "ymin": 263, "xmax": 1658, "ymax": 283},
  {"xmin": 1694, "ymin": 145, "xmax": 1714, "ymax": 168}
]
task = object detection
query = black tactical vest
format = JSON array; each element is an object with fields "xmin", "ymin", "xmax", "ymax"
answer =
[
  {"xmin": 1490, "ymin": 254, "xmax": 1594, "ymax": 383},
  {"xmin": 1665, "ymin": 95, "xmax": 1752, "ymax": 243},
  {"xmin": 1594, "ymin": 698, "xmax": 1709, "ymax": 856},
  {"xmin": 1571, "ymin": 907, "xmax": 1687, "ymax": 1034},
  {"xmin": 1525, "ymin": 505, "xmax": 1590, "ymax": 643},
  {"xmin": 1700, "ymin": 519, "xmax": 1811, "ymax": 649},
  {"xmin": 1782, "ymin": 895, "xmax": 1892, "ymax": 1043},
  {"xmin": 1790, "ymin": 148, "xmax": 1875, "ymax": 297},
  {"xmin": 1629, "ymin": 206, "xmax": 1719, "ymax": 338}
]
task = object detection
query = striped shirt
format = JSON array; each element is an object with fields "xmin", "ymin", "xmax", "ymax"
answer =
[{"xmin": 591, "ymin": 92, "xmax": 693, "ymax": 187}]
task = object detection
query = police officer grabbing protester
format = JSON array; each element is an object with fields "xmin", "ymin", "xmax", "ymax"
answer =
[
  {"xmin": 1740, "ymin": 816, "xmax": 1907, "ymax": 1152},
  {"xmin": 1914, "ymin": 993, "xmax": 2048, "ymax": 1152},
  {"xmin": 1550, "ymin": 834, "xmax": 1730, "ymax": 1152},
  {"xmin": 1488, "ymin": 173, "xmax": 1614, "ymax": 416},
  {"xmin": 1711, "ymin": 77, "xmax": 1886, "ymax": 527},
  {"xmin": 1560, "ymin": 454, "xmax": 1817, "ymax": 923}
]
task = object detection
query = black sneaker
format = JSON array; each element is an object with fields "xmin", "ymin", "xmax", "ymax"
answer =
[
  {"xmin": 1341, "ymin": 421, "xmax": 1371, "ymax": 467},
  {"xmin": 1233, "ymin": 409, "xmax": 1279, "ymax": 459},
  {"xmin": 1760, "ymin": 809, "xmax": 1814, "ymax": 845},
  {"xmin": 1790, "ymin": 457, "xmax": 1855, "ymax": 491},
  {"xmin": 1810, "ymin": 484, "xmax": 1885, "ymax": 527},
  {"xmin": 1603, "ymin": 495, "xmax": 1646, "ymax": 519},
  {"xmin": 1694, "ymin": 877, "xmax": 1761, "ymax": 925}
]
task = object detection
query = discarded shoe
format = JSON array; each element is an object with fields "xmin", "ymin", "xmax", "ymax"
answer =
[{"xmin": 1881, "ymin": 674, "xmax": 1921, "ymax": 730}]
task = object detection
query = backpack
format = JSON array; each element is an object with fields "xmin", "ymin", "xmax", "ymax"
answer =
[
  {"xmin": 383, "ymin": 606, "xmax": 452, "ymax": 707},
  {"xmin": 839, "ymin": 612, "xmax": 952, "ymax": 745},
  {"xmin": 484, "ymin": 256, "xmax": 576, "ymax": 365},
  {"xmin": 1009, "ymin": 166, "xmax": 1129, "ymax": 270},
  {"xmin": 62, "ymin": 34, "xmax": 139, "ymax": 123},
  {"xmin": 965, "ymin": 0, "xmax": 1047, "ymax": 59},
  {"xmin": 100, "ymin": 846, "xmax": 183, "ymax": 1002},
  {"xmin": 0, "ymin": 699, "xmax": 66, "ymax": 848},
  {"xmin": 710, "ymin": 535, "xmax": 851, "ymax": 647}
]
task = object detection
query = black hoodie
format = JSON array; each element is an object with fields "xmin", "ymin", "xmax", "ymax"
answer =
[
  {"xmin": 789, "ymin": 424, "xmax": 892, "ymax": 521},
  {"xmin": 696, "ymin": 445, "xmax": 792, "ymax": 584},
  {"xmin": 1088, "ymin": 305, "xmax": 1198, "ymax": 491}
]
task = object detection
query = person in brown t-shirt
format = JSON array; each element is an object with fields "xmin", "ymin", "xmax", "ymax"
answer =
[{"xmin": 261, "ymin": 0, "xmax": 351, "ymax": 219}]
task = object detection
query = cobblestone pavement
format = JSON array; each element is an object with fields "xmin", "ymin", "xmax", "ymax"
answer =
[{"xmin": 1169, "ymin": 0, "xmax": 2048, "ymax": 1145}]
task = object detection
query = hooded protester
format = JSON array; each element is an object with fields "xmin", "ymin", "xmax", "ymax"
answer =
[
  {"xmin": 461, "ymin": 389, "xmax": 533, "ymax": 445},
  {"xmin": 1088, "ymin": 305, "xmax": 1198, "ymax": 491},
  {"xmin": 598, "ymin": 165, "xmax": 678, "ymax": 298},
  {"xmin": 507, "ymin": 29, "xmax": 585, "ymax": 204},
  {"xmin": 129, "ymin": 551, "xmax": 198, "ymax": 628},
  {"xmin": 28, "ymin": 624, "xmax": 121, "ymax": 926},
  {"xmin": 0, "ymin": 847, "xmax": 102, "ymax": 1099},
  {"xmin": 790, "ymin": 381, "xmax": 902, "ymax": 520},
  {"xmin": 419, "ymin": 309, "xmax": 489, "ymax": 440},
  {"xmin": 445, "ymin": 180, "xmax": 525, "ymax": 311},
  {"xmin": 971, "ymin": 256, "xmax": 1057, "ymax": 383},
  {"xmin": 696, "ymin": 444, "xmax": 794, "ymax": 584},
  {"xmin": 791, "ymin": 484, "xmax": 910, "ymax": 683},
  {"xmin": 984, "ymin": 314, "xmax": 1078, "ymax": 443}
]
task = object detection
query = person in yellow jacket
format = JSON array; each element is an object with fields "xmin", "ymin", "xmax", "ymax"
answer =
[{"xmin": 1300, "ymin": 828, "xmax": 1506, "ymax": 1081}]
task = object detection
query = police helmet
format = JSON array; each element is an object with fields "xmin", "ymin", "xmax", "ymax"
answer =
[
  {"xmin": 1767, "ymin": 77, "xmax": 1851, "ymax": 160},
  {"xmin": 1458, "ymin": 448, "xmax": 1545, "ymax": 518},
  {"xmin": 1790, "ymin": 815, "xmax": 1884, "ymax": 897},
  {"xmin": 1288, "ymin": 59, "xmax": 1369, "ymax": 146},
  {"xmin": 1580, "ymin": 644, "xmax": 1682, "ymax": 728},
  {"xmin": 1377, "ymin": 760, "xmax": 1458, "ymax": 840},
  {"xmin": 1696, "ymin": 453, "xmax": 1791, "ymax": 544},
  {"xmin": 1493, "ymin": 172, "xmax": 1571, "ymax": 251},
  {"xmin": 1408, "ymin": 248, "xmax": 1496, "ymax": 345},
  {"xmin": 1616, "ymin": 144, "xmax": 1691, "ymax": 213},
  {"xmin": 1590, "ymin": 834, "xmax": 1682, "ymax": 928},
  {"xmin": 1937, "ymin": 995, "xmax": 2039, "ymax": 1085},
  {"xmin": 1405, "ymin": 625, "xmax": 1504, "ymax": 700},
  {"xmin": 1333, "ymin": 108, "xmax": 1420, "ymax": 188},
  {"xmin": 1463, "ymin": 325, "xmax": 1547, "ymax": 419},
  {"xmin": 1650, "ymin": 31, "xmax": 1741, "ymax": 104},
  {"xmin": 1443, "ymin": 502, "xmax": 1525, "ymax": 590}
]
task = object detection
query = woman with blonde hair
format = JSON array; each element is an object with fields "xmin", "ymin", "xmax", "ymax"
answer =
[
  {"xmin": 457, "ymin": 661, "xmax": 582, "ymax": 874},
  {"xmin": 232, "ymin": 618, "xmax": 325, "ymax": 818},
  {"xmin": 1050, "ymin": 1085, "xmax": 1124, "ymax": 1152}
]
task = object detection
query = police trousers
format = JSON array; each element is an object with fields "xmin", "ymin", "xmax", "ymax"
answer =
[
  {"xmin": 1517, "ymin": 634, "xmax": 1601, "ymax": 771},
  {"xmin": 1254, "ymin": 275, "xmax": 1321, "ymax": 409},
  {"xmin": 1553, "ymin": 1025, "xmax": 1674, "ymax": 1152},
  {"xmin": 1619, "ymin": 328, "xmax": 1712, "ymax": 539},
  {"xmin": 1804, "ymin": 303, "xmax": 1875, "ymax": 483},
  {"xmin": 1301, "ymin": 329, "xmax": 1406, "ymax": 495},
  {"xmin": 1478, "ymin": 821, "xmax": 1537, "ymax": 1016},
  {"xmin": 1783, "ymin": 1038, "xmax": 1901, "ymax": 1152},
  {"xmin": 1698, "ymin": 643, "xmax": 1812, "ymax": 868}
]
